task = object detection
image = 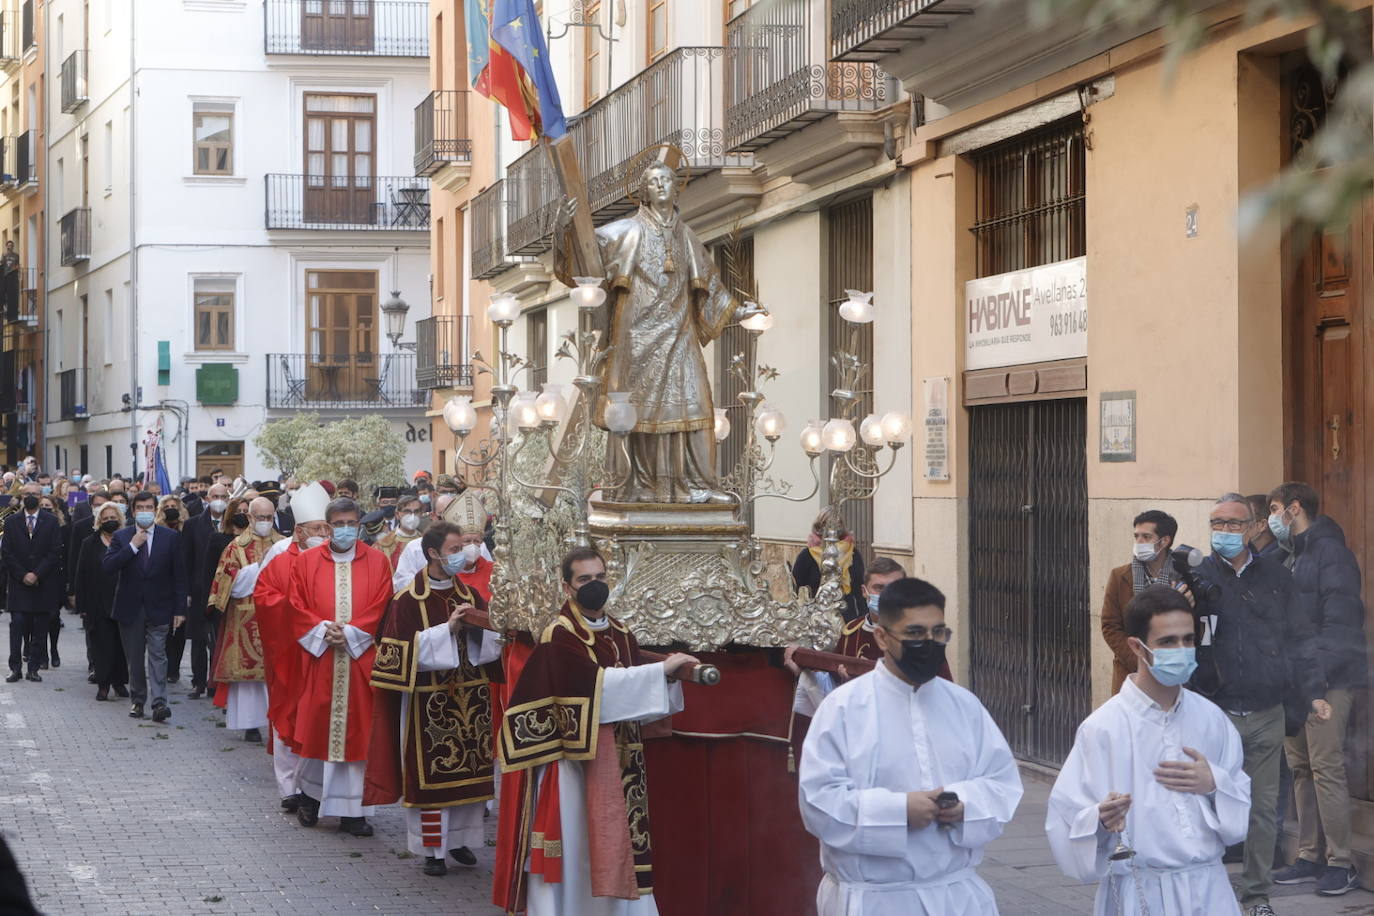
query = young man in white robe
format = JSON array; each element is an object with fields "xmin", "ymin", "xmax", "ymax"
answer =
[
  {"xmin": 1047, "ymin": 584, "xmax": 1252, "ymax": 915},
  {"xmin": 799, "ymin": 577, "xmax": 1023, "ymax": 916}
]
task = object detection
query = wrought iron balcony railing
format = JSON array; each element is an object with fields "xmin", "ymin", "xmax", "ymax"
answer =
[
  {"xmin": 264, "ymin": 0, "xmax": 427, "ymax": 57},
  {"xmin": 61, "ymin": 51, "xmax": 89, "ymax": 113},
  {"xmin": 59, "ymin": 367, "xmax": 90, "ymax": 420},
  {"xmin": 2, "ymin": 268, "xmax": 37, "ymax": 326},
  {"xmin": 414, "ymin": 89, "xmax": 471, "ymax": 177},
  {"xmin": 724, "ymin": 0, "xmax": 891, "ymax": 152},
  {"xmin": 20, "ymin": 0, "xmax": 32, "ymax": 53},
  {"xmin": 0, "ymin": 11, "xmax": 17, "ymax": 64},
  {"xmin": 505, "ymin": 145, "xmax": 561, "ymax": 256},
  {"xmin": 472, "ymin": 180, "xmax": 528, "ymax": 278},
  {"xmin": 266, "ymin": 352, "xmax": 427, "ymax": 409},
  {"xmin": 16, "ymin": 130, "xmax": 36, "ymax": 187},
  {"xmin": 415, "ymin": 315, "xmax": 474, "ymax": 390},
  {"xmin": 831, "ymin": 0, "xmax": 966, "ymax": 62},
  {"xmin": 265, "ymin": 174, "xmax": 430, "ymax": 230},
  {"xmin": 60, "ymin": 209, "xmax": 91, "ymax": 265}
]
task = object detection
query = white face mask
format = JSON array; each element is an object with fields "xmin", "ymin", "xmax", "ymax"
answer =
[
  {"xmin": 398, "ymin": 513, "xmax": 419, "ymax": 531},
  {"xmin": 460, "ymin": 543, "xmax": 480, "ymax": 568},
  {"xmin": 1133, "ymin": 540, "xmax": 1161, "ymax": 562},
  {"xmin": 305, "ymin": 535, "xmax": 327, "ymax": 549},
  {"xmin": 209, "ymin": 499, "xmax": 227, "ymax": 515},
  {"xmin": 252, "ymin": 520, "xmax": 274, "ymax": 538}
]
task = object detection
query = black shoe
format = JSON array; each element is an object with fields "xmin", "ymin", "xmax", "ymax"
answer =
[
  {"xmin": 339, "ymin": 817, "xmax": 374, "ymax": 837},
  {"xmin": 50, "ymin": 652, "xmax": 59, "ymax": 668},
  {"xmin": 5, "ymin": 671, "xmax": 20, "ymax": 684},
  {"xmin": 129, "ymin": 703, "xmax": 145, "ymax": 719},
  {"xmin": 1316, "ymin": 864, "xmax": 1360, "ymax": 896},
  {"xmin": 167, "ymin": 674, "xmax": 181, "ymax": 684},
  {"xmin": 151, "ymin": 704, "xmax": 171, "ymax": 723},
  {"xmin": 1222, "ymin": 843, "xmax": 1245, "ymax": 864},
  {"xmin": 1273, "ymin": 857, "xmax": 1323, "ymax": 884},
  {"xmin": 25, "ymin": 671, "xmax": 41, "ymax": 682},
  {"xmin": 113, "ymin": 685, "xmax": 129, "ymax": 698},
  {"xmin": 280, "ymin": 794, "xmax": 301, "ymax": 813},
  {"xmin": 450, "ymin": 846, "xmax": 477, "ymax": 867},
  {"xmin": 95, "ymin": 688, "xmax": 109, "ymax": 701},
  {"xmin": 188, "ymin": 687, "xmax": 206, "ymax": 699},
  {"xmin": 296, "ymin": 795, "xmax": 320, "ymax": 827},
  {"xmin": 244, "ymin": 728, "xmax": 262, "ymax": 743},
  {"xmin": 87, "ymin": 673, "xmax": 97, "ymax": 684},
  {"xmin": 423, "ymin": 857, "xmax": 447, "ymax": 877},
  {"xmin": 37, "ymin": 663, "xmax": 47, "ymax": 671}
]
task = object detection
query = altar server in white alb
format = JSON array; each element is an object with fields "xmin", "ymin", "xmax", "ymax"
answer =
[
  {"xmin": 799, "ymin": 577, "xmax": 1023, "ymax": 915},
  {"xmin": 1047, "ymin": 584, "xmax": 1251, "ymax": 915}
]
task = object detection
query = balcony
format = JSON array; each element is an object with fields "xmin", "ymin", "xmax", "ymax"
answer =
[
  {"xmin": 414, "ymin": 90, "xmax": 471, "ymax": 178},
  {"xmin": 0, "ymin": 11, "xmax": 17, "ymax": 65},
  {"xmin": 724, "ymin": 0, "xmax": 891, "ymax": 152},
  {"xmin": 505, "ymin": 46, "xmax": 758, "ymax": 255},
  {"xmin": 265, "ymin": 174, "xmax": 429, "ymax": 230},
  {"xmin": 60, "ymin": 209, "xmax": 91, "ymax": 265},
  {"xmin": 266, "ymin": 352, "xmax": 427, "ymax": 409},
  {"xmin": 264, "ymin": 0, "xmax": 427, "ymax": 57},
  {"xmin": 16, "ymin": 130, "xmax": 35, "ymax": 188},
  {"xmin": 59, "ymin": 368, "xmax": 89, "ymax": 420},
  {"xmin": 60, "ymin": 51, "xmax": 89, "ymax": 113},
  {"xmin": 830, "ymin": 0, "xmax": 967, "ymax": 62},
  {"xmin": 3, "ymin": 268, "xmax": 37, "ymax": 326},
  {"xmin": 20, "ymin": 1, "xmax": 32, "ymax": 53},
  {"xmin": 415, "ymin": 315, "xmax": 473, "ymax": 390},
  {"xmin": 472, "ymin": 180, "xmax": 528, "ymax": 278}
]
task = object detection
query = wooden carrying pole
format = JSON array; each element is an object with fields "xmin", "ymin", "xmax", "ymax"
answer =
[{"xmin": 790, "ymin": 647, "xmax": 876, "ymax": 678}]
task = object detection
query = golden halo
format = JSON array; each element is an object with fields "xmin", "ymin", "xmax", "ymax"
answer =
[{"xmin": 623, "ymin": 143, "xmax": 691, "ymax": 204}]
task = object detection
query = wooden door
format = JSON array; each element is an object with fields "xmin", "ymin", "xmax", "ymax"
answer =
[
  {"xmin": 306, "ymin": 269, "xmax": 377, "ymax": 400},
  {"xmin": 301, "ymin": 0, "xmax": 374, "ymax": 52},
  {"xmin": 304, "ymin": 93, "xmax": 376, "ymax": 225},
  {"xmin": 195, "ymin": 442, "xmax": 243, "ymax": 481}
]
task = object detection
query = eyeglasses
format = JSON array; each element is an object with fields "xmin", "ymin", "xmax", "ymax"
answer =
[
  {"xmin": 1208, "ymin": 518, "xmax": 1252, "ymax": 532},
  {"xmin": 883, "ymin": 625, "xmax": 953, "ymax": 645}
]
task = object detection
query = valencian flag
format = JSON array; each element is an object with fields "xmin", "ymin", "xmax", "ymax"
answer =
[
  {"xmin": 475, "ymin": 0, "xmax": 567, "ymax": 142},
  {"xmin": 463, "ymin": 0, "xmax": 492, "ymax": 96}
]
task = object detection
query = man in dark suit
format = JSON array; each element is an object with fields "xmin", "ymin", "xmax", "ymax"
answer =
[
  {"xmin": 180, "ymin": 480, "xmax": 228, "ymax": 698},
  {"xmin": 103, "ymin": 491, "xmax": 188, "ymax": 721},
  {"xmin": 1, "ymin": 484, "xmax": 64, "ymax": 682}
]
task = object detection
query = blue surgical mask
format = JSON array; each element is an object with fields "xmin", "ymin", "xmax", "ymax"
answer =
[
  {"xmin": 866, "ymin": 594, "xmax": 880, "ymax": 614},
  {"xmin": 1268, "ymin": 512, "xmax": 1291, "ymax": 545},
  {"xmin": 40, "ymin": 485, "xmax": 52, "ymax": 495},
  {"xmin": 134, "ymin": 511, "xmax": 156, "ymax": 529},
  {"xmin": 440, "ymin": 551, "xmax": 466, "ymax": 576},
  {"xmin": 1144, "ymin": 645, "xmax": 1197, "ymax": 687},
  {"xmin": 1211, "ymin": 531, "xmax": 1246, "ymax": 559},
  {"xmin": 419, "ymin": 494, "xmax": 431, "ymax": 505},
  {"xmin": 330, "ymin": 526, "xmax": 359, "ymax": 550}
]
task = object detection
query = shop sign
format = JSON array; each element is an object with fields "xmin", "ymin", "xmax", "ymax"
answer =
[{"xmin": 964, "ymin": 256, "xmax": 1086, "ymax": 371}]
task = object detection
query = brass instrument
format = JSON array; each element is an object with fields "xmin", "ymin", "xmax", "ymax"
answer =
[{"xmin": 0, "ymin": 475, "xmax": 23, "ymax": 527}]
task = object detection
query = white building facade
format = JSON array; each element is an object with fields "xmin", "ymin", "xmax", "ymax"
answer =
[{"xmin": 44, "ymin": 0, "xmax": 434, "ymax": 482}]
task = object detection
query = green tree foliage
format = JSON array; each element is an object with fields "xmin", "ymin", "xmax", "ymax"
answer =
[
  {"xmin": 255, "ymin": 414, "xmax": 406, "ymax": 497},
  {"xmin": 1031, "ymin": 0, "xmax": 1372, "ymax": 230}
]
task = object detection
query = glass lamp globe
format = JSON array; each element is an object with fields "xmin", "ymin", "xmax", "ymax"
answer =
[
  {"xmin": 880, "ymin": 411, "xmax": 913, "ymax": 443},
  {"xmin": 713, "ymin": 409, "xmax": 732, "ymax": 443},
  {"xmin": 604, "ymin": 392, "xmax": 638, "ymax": 434},
  {"xmin": 838, "ymin": 289, "xmax": 874, "ymax": 324},
  {"xmin": 443, "ymin": 396, "xmax": 477, "ymax": 436},
  {"xmin": 571, "ymin": 277, "xmax": 607, "ymax": 311},
  {"xmin": 511, "ymin": 393, "xmax": 540, "ymax": 432},
  {"xmin": 859, "ymin": 413, "xmax": 886, "ymax": 448},
  {"xmin": 754, "ymin": 404, "xmax": 786, "ymax": 442},
  {"xmin": 800, "ymin": 420, "xmax": 826, "ymax": 457},
  {"xmin": 739, "ymin": 304, "xmax": 774, "ymax": 333},
  {"xmin": 535, "ymin": 383, "xmax": 567, "ymax": 424},
  {"xmin": 488, "ymin": 292, "xmax": 521, "ymax": 324},
  {"xmin": 822, "ymin": 417, "xmax": 857, "ymax": 452}
]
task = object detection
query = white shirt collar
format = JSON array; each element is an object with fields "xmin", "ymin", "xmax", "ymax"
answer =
[
  {"xmin": 328, "ymin": 545, "xmax": 355, "ymax": 563},
  {"xmin": 584, "ymin": 614, "xmax": 610, "ymax": 631},
  {"xmin": 1119, "ymin": 673, "xmax": 1184, "ymax": 720},
  {"xmin": 427, "ymin": 575, "xmax": 454, "ymax": 590}
]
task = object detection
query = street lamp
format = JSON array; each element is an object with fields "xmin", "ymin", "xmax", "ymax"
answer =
[{"xmin": 381, "ymin": 290, "xmax": 415, "ymax": 350}]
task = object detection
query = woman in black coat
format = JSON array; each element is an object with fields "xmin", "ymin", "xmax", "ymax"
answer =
[
  {"xmin": 791, "ymin": 510, "xmax": 867, "ymax": 623},
  {"xmin": 74, "ymin": 503, "xmax": 128, "ymax": 700},
  {"xmin": 37, "ymin": 495, "xmax": 72, "ymax": 669}
]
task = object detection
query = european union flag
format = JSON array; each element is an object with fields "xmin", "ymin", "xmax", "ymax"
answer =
[{"xmin": 491, "ymin": 0, "xmax": 567, "ymax": 139}]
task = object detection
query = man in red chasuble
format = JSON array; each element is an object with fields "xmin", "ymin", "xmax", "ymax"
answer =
[
  {"xmin": 252, "ymin": 481, "xmax": 332, "ymax": 813},
  {"xmin": 365, "ymin": 519, "xmax": 503, "ymax": 876},
  {"xmin": 494, "ymin": 547, "xmax": 700, "ymax": 915},
  {"xmin": 286, "ymin": 496, "xmax": 394, "ymax": 835}
]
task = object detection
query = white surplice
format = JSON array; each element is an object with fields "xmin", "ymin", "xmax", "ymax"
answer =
[
  {"xmin": 525, "ymin": 625, "xmax": 685, "ymax": 916},
  {"xmin": 799, "ymin": 662, "xmax": 1023, "ymax": 916},
  {"xmin": 1046, "ymin": 676, "xmax": 1250, "ymax": 916}
]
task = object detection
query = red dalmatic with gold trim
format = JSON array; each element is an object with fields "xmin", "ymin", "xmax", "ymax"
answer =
[
  {"xmin": 208, "ymin": 530, "xmax": 283, "ymax": 686},
  {"xmin": 254, "ymin": 541, "xmax": 307, "ymax": 748},
  {"xmin": 286, "ymin": 544, "xmax": 394, "ymax": 762}
]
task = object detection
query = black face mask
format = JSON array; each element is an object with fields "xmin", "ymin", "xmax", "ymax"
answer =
[
  {"xmin": 231, "ymin": 513, "xmax": 250, "ymax": 529},
  {"xmin": 575, "ymin": 580, "xmax": 610, "ymax": 613},
  {"xmin": 100, "ymin": 519, "xmax": 120, "ymax": 534},
  {"xmin": 164, "ymin": 508, "xmax": 180, "ymax": 522},
  {"xmin": 889, "ymin": 638, "xmax": 947, "ymax": 685},
  {"xmin": 381, "ymin": 504, "xmax": 396, "ymax": 519},
  {"xmin": 22, "ymin": 495, "xmax": 39, "ymax": 512}
]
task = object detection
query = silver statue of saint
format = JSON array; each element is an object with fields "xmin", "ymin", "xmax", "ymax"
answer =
[{"xmin": 555, "ymin": 161, "xmax": 763, "ymax": 504}]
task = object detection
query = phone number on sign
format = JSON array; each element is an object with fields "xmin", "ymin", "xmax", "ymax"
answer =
[{"xmin": 1049, "ymin": 310, "xmax": 1087, "ymax": 336}]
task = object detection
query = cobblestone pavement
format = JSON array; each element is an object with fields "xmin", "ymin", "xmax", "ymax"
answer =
[{"xmin": 6, "ymin": 623, "xmax": 1374, "ymax": 915}]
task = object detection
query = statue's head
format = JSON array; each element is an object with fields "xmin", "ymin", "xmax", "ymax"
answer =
[{"xmin": 639, "ymin": 162, "xmax": 678, "ymax": 208}]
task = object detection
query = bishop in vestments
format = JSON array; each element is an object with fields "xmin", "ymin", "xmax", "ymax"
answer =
[
  {"xmin": 494, "ymin": 547, "xmax": 700, "ymax": 915},
  {"xmin": 251, "ymin": 481, "xmax": 331, "ymax": 812},
  {"xmin": 207, "ymin": 496, "xmax": 284, "ymax": 741},
  {"xmin": 286, "ymin": 496, "xmax": 394, "ymax": 835},
  {"xmin": 1047, "ymin": 585, "xmax": 1250, "ymax": 915},
  {"xmin": 365, "ymin": 519, "xmax": 503, "ymax": 876},
  {"xmin": 799, "ymin": 578, "xmax": 1023, "ymax": 916}
]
